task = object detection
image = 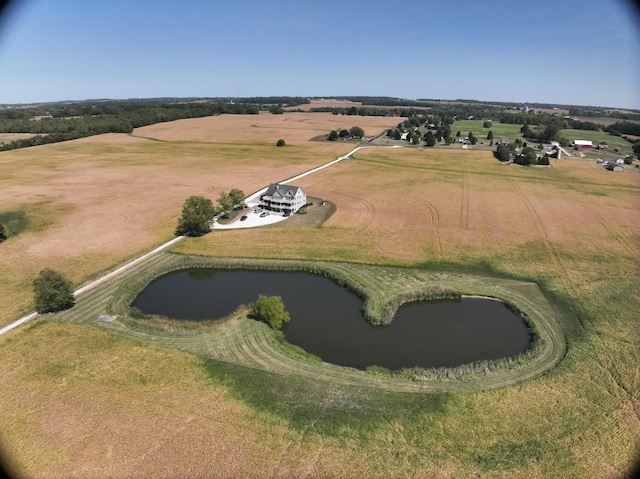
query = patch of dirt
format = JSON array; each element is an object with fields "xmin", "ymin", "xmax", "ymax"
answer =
[{"xmin": 267, "ymin": 197, "xmax": 335, "ymax": 228}]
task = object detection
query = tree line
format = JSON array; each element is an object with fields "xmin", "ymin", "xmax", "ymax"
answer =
[{"xmin": 0, "ymin": 100, "xmax": 260, "ymax": 151}]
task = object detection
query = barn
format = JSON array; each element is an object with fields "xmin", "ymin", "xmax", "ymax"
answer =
[{"xmin": 572, "ymin": 139, "xmax": 594, "ymax": 149}]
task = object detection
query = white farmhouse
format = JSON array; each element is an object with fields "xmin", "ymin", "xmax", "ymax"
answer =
[{"xmin": 259, "ymin": 183, "xmax": 307, "ymax": 214}]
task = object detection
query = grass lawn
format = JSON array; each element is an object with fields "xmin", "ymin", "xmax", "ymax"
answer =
[
  {"xmin": 450, "ymin": 119, "xmax": 526, "ymax": 141},
  {"xmin": 0, "ymin": 117, "xmax": 639, "ymax": 478}
]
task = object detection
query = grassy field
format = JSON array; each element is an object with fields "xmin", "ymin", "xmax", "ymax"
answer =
[
  {"xmin": 449, "ymin": 119, "xmax": 635, "ymax": 154},
  {"xmin": 1, "ymin": 114, "xmax": 639, "ymax": 478},
  {"xmin": 450, "ymin": 119, "xmax": 526, "ymax": 141}
]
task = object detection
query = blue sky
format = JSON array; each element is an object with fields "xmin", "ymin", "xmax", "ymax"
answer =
[{"xmin": 0, "ymin": 0, "xmax": 638, "ymax": 108}]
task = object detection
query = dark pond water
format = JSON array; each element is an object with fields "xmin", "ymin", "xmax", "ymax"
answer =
[{"xmin": 132, "ymin": 269, "xmax": 532, "ymax": 370}]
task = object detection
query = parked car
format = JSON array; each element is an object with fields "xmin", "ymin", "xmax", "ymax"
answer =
[
  {"xmin": 260, "ymin": 212, "xmax": 269, "ymax": 217},
  {"xmin": 253, "ymin": 208, "xmax": 263, "ymax": 214},
  {"xmin": 283, "ymin": 211, "xmax": 291, "ymax": 217},
  {"xmin": 240, "ymin": 215, "xmax": 248, "ymax": 221}
]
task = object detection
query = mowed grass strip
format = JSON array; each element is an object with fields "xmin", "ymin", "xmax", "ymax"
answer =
[{"xmin": 34, "ymin": 251, "xmax": 563, "ymax": 393}]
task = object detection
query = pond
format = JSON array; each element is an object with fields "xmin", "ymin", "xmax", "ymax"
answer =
[{"xmin": 132, "ymin": 269, "xmax": 532, "ymax": 370}]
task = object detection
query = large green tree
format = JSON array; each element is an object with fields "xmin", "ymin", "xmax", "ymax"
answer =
[
  {"xmin": 349, "ymin": 126, "xmax": 365, "ymax": 139},
  {"xmin": 494, "ymin": 143, "xmax": 511, "ymax": 162},
  {"xmin": 514, "ymin": 146, "xmax": 538, "ymax": 165},
  {"xmin": 228, "ymin": 189, "xmax": 246, "ymax": 208},
  {"xmin": 175, "ymin": 195, "xmax": 216, "ymax": 236},
  {"xmin": 424, "ymin": 131, "xmax": 436, "ymax": 147},
  {"xmin": 249, "ymin": 295, "xmax": 291, "ymax": 329},
  {"xmin": 33, "ymin": 268, "xmax": 75, "ymax": 313}
]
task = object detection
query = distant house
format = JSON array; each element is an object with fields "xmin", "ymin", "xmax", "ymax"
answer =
[
  {"xmin": 546, "ymin": 146, "xmax": 561, "ymax": 159},
  {"xmin": 572, "ymin": 140, "xmax": 594, "ymax": 149},
  {"xmin": 605, "ymin": 163, "xmax": 623, "ymax": 172},
  {"xmin": 498, "ymin": 138, "xmax": 510, "ymax": 144},
  {"xmin": 259, "ymin": 183, "xmax": 307, "ymax": 213},
  {"xmin": 597, "ymin": 144, "xmax": 609, "ymax": 150}
]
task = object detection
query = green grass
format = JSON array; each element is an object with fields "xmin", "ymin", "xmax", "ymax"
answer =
[
  {"xmin": 559, "ymin": 128, "xmax": 633, "ymax": 150},
  {"xmin": 450, "ymin": 119, "xmax": 526, "ymax": 141},
  {"xmin": 450, "ymin": 119, "xmax": 635, "ymax": 152}
]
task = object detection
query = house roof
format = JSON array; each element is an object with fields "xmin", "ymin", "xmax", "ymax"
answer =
[
  {"xmin": 264, "ymin": 183, "xmax": 305, "ymax": 199},
  {"xmin": 573, "ymin": 140, "xmax": 593, "ymax": 146}
]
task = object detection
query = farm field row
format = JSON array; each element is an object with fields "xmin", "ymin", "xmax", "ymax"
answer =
[{"xmin": 0, "ymin": 113, "xmax": 639, "ymax": 478}]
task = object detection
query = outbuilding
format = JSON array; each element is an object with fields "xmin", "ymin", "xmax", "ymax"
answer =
[
  {"xmin": 572, "ymin": 140, "xmax": 594, "ymax": 149},
  {"xmin": 605, "ymin": 163, "xmax": 623, "ymax": 172}
]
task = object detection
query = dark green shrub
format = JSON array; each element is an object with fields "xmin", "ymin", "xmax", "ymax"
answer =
[{"xmin": 33, "ymin": 268, "xmax": 75, "ymax": 313}]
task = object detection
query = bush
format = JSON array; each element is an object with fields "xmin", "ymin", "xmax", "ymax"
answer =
[
  {"xmin": 0, "ymin": 223, "xmax": 7, "ymax": 242},
  {"xmin": 249, "ymin": 295, "xmax": 291, "ymax": 329},
  {"xmin": 276, "ymin": 139, "xmax": 286, "ymax": 147},
  {"xmin": 33, "ymin": 268, "xmax": 75, "ymax": 313}
]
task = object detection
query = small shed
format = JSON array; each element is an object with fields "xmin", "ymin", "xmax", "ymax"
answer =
[{"xmin": 605, "ymin": 163, "xmax": 623, "ymax": 172}]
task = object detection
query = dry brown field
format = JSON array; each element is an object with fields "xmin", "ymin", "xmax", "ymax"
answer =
[
  {"xmin": 0, "ymin": 133, "xmax": 39, "ymax": 142},
  {"xmin": 0, "ymin": 112, "xmax": 400, "ymax": 327},
  {"xmin": 286, "ymin": 99, "xmax": 427, "ymax": 112},
  {"xmin": 530, "ymin": 108, "xmax": 570, "ymax": 115},
  {"xmin": 1, "ymin": 114, "xmax": 639, "ymax": 478},
  {"xmin": 285, "ymin": 98, "xmax": 364, "ymax": 111},
  {"xmin": 180, "ymin": 148, "xmax": 640, "ymax": 270}
]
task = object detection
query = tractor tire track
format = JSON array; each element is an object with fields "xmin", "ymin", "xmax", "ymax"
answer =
[{"xmin": 459, "ymin": 171, "xmax": 469, "ymax": 230}]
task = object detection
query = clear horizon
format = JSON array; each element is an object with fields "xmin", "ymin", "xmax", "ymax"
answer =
[{"xmin": 1, "ymin": 0, "xmax": 639, "ymax": 109}]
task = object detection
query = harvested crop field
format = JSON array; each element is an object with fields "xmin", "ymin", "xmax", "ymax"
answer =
[
  {"xmin": 180, "ymin": 148, "xmax": 640, "ymax": 268},
  {"xmin": 132, "ymin": 111, "xmax": 396, "ymax": 144},
  {"xmin": 0, "ymin": 113, "xmax": 399, "ymax": 327},
  {"xmin": 1, "ymin": 114, "xmax": 639, "ymax": 478},
  {"xmin": 0, "ymin": 133, "xmax": 39, "ymax": 142}
]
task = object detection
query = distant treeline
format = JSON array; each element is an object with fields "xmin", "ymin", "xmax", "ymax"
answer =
[
  {"xmin": 1, "ymin": 97, "xmax": 638, "ymax": 152},
  {"xmin": 604, "ymin": 121, "xmax": 640, "ymax": 136},
  {"xmin": 310, "ymin": 106, "xmax": 432, "ymax": 117},
  {"xmin": 0, "ymin": 100, "xmax": 260, "ymax": 151},
  {"xmin": 568, "ymin": 106, "xmax": 640, "ymax": 121}
]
